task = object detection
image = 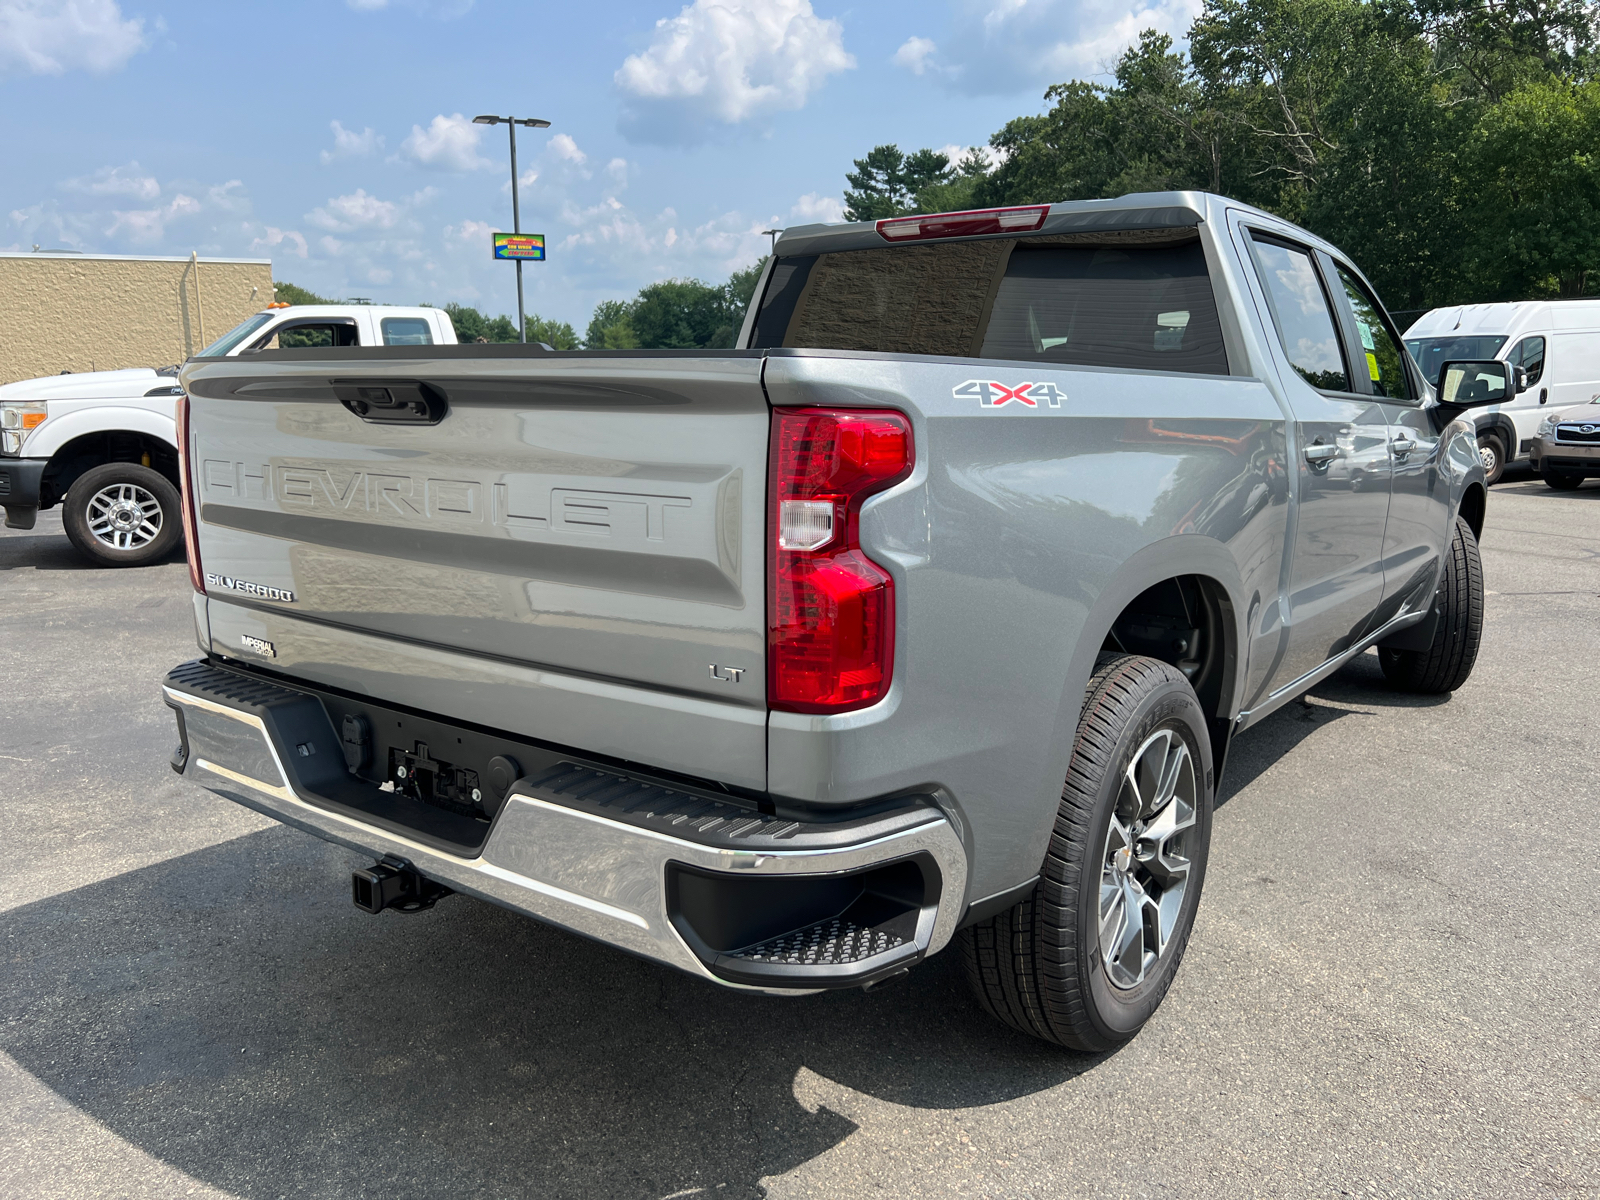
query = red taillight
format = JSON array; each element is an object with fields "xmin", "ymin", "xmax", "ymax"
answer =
[
  {"xmin": 176, "ymin": 393, "xmax": 204, "ymax": 594},
  {"xmin": 875, "ymin": 205, "xmax": 1048, "ymax": 242},
  {"xmin": 768, "ymin": 408, "xmax": 912, "ymax": 714}
]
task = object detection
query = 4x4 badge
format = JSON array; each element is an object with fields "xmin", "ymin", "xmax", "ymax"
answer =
[{"xmin": 954, "ymin": 380, "xmax": 1066, "ymax": 409}]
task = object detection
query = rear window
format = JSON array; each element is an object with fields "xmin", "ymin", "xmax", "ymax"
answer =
[
  {"xmin": 749, "ymin": 230, "xmax": 1227, "ymax": 375},
  {"xmin": 382, "ymin": 317, "xmax": 434, "ymax": 346}
]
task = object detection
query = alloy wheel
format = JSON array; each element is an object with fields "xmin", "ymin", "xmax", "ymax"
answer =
[
  {"xmin": 1099, "ymin": 727, "xmax": 1197, "ymax": 990},
  {"xmin": 85, "ymin": 482, "xmax": 164, "ymax": 551}
]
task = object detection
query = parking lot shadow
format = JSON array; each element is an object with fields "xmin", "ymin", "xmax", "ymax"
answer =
[
  {"xmin": 1219, "ymin": 651, "xmax": 1452, "ymax": 804},
  {"xmin": 0, "ymin": 826, "xmax": 1095, "ymax": 1200},
  {"xmin": 0, "ymin": 527, "xmax": 187, "ymax": 572}
]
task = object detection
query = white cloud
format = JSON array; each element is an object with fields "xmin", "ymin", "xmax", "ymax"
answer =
[
  {"xmin": 901, "ymin": 0, "xmax": 1203, "ymax": 94},
  {"xmin": 62, "ymin": 162, "xmax": 159, "ymax": 201},
  {"xmin": 307, "ymin": 189, "xmax": 401, "ymax": 232},
  {"xmin": 893, "ymin": 35, "xmax": 937, "ymax": 75},
  {"xmin": 321, "ymin": 120, "xmax": 383, "ymax": 164},
  {"xmin": 251, "ymin": 226, "xmax": 309, "ymax": 258},
  {"xmin": 549, "ymin": 133, "xmax": 587, "ymax": 164},
  {"xmin": 0, "ymin": 0, "xmax": 146, "ymax": 77},
  {"xmin": 615, "ymin": 0, "xmax": 854, "ymax": 143},
  {"xmin": 789, "ymin": 193, "xmax": 845, "ymax": 224},
  {"xmin": 399, "ymin": 113, "xmax": 491, "ymax": 172},
  {"xmin": 106, "ymin": 194, "xmax": 201, "ymax": 242},
  {"xmin": 444, "ymin": 219, "xmax": 497, "ymax": 243}
]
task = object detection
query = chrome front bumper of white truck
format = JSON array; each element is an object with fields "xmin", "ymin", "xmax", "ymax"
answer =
[{"xmin": 162, "ymin": 660, "xmax": 968, "ymax": 994}]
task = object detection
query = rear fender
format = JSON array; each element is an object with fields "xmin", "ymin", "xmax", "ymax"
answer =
[{"xmin": 1049, "ymin": 536, "xmax": 1247, "ymax": 800}]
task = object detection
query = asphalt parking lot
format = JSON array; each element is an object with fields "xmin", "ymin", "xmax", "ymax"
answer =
[{"xmin": 2, "ymin": 472, "xmax": 1597, "ymax": 1200}]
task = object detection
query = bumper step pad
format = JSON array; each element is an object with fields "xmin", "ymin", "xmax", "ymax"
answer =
[{"xmin": 731, "ymin": 917, "xmax": 908, "ymax": 967}]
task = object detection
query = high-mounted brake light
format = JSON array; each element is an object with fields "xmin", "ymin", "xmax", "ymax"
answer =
[
  {"xmin": 769, "ymin": 408, "xmax": 912, "ymax": 714},
  {"xmin": 875, "ymin": 205, "xmax": 1049, "ymax": 242},
  {"xmin": 175, "ymin": 393, "xmax": 204, "ymax": 594}
]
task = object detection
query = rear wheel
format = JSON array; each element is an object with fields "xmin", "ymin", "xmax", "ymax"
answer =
[
  {"xmin": 63, "ymin": 462, "xmax": 182, "ymax": 568},
  {"xmin": 1541, "ymin": 468, "xmax": 1584, "ymax": 491},
  {"xmin": 1379, "ymin": 516, "xmax": 1483, "ymax": 694},
  {"xmin": 1476, "ymin": 433, "xmax": 1506, "ymax": 485},
  {"xmin": 959, "ymin": 654, "xmax": 1213, "ymax": 1050}
]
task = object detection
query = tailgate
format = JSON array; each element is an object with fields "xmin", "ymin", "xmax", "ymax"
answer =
[{"xmin": 182, "ymin": 352, "xmax": 770, "ymax": 777}]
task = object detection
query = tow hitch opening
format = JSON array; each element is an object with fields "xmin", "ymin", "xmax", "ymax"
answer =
[{"xmin": 352, "ymin": 854, "xmax": 454, "ymax": 915}]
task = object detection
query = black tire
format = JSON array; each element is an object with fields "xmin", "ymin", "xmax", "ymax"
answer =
[
  {"xmin": 1541, "ymin": 469, "xmax": 1584, "ymax": 491},
  {"xmin": 959, "ymin": 654, "xmax": 1213, "ymax": 1050},
  {"xmin": 1378, "ymin": 516, "xmax": 1483, "ymax": 694},
  {"xmin": 62, "ymin": 462, "xmax": 183, "ymax": 568},
  {"xmin": 1476, "ymin": 433, "xmax": 1505, "ymax": 485}
]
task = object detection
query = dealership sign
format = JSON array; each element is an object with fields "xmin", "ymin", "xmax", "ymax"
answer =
[{"xmin": 493, "ymin": 233, "xmax": 545, "ymax": 261}]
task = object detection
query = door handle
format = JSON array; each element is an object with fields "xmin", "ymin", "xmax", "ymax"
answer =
[
  {"xmin": 1391, "ymin": 435, "xmax": 1417, "ymax": 458},
  {"xmin": 1303, "ymin": 441, "xmax": 1338, "ymax": 467}
]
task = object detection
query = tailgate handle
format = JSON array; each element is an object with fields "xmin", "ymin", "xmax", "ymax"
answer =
[{"xmin": 333, "ymin": 380, "xmax": 448, "ymax": 425}]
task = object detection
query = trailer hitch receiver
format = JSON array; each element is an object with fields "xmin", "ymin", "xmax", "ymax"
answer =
[{"xmin": 352, "ymin": 854, "xmax": 454, "ymax": 914}]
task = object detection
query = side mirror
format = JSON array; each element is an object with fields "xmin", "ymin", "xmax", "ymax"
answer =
[
  {"xmin": 1437, "ymin": 360, "xmax": 1512, "ymax": 408},
  {"xmin": 1514, "ymin": 364, "xmax": 1531, "ymax": 394}
]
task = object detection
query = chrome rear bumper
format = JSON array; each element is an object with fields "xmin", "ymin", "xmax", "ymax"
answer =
[{"xmin": 162, "ymin": 663, "xmax": 967, "ymax": 993}]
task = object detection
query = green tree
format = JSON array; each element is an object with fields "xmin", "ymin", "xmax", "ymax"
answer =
[
  {"xmin": 443, "ymin": 302, "xmax": 518, "ymax": 342},
  {"xmin": 631, "ymin": 279, "xmax": 736, "ymax": 348},
  {"xmin": 526, "ymin": 314, "xmax": 580, "ymax": 349},
  {"xmin": 724, "ymin": 257, "xmax": 768, "ymax": 311},
  {"xmin": 843, "ymin": 145, "xmax": 956, "ymax": 220},
  {"xmin": 914, "ymin": 149, "xmax": 993, "ymax": 213},
  {"xmin": 1464, "ymin": 76, "xmax": 1600, "ymax": 297},
  {"xmin": 582, "ymin": 259, "xmax": 769, "ymax": 350},
  {"xmin": 584, "ymin": 299, "xmax": 639, "ymax": 348}
]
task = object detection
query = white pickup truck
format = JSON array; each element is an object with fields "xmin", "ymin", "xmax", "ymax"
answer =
[{"xmin": 0, "ymin": 304, "xmax": 456, "ymax": 565}]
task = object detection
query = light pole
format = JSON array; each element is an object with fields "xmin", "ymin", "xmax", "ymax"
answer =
[
  {"xmin": 474, "ymin": 114, "xmax": 551, "ymax": 343},
  {"xmin": 762, "ymin": 228, "xmax": 783, "ymax": 256}
]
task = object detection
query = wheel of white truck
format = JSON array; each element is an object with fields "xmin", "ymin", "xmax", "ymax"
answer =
[
  {"xmin": 1378, "ymin": 516, "xmax": 1483, "ymax": 694},
  {"xmin": 63, "ymin": 462, "xmax": 183, "ymax": 568},
  {"xmin": 1476, "ymin": 434, "xmax": 1505, "ymax": 485},
  {"xmin": 959, "ymin": 653, "xmax": 1213, "ymax": 1050}
]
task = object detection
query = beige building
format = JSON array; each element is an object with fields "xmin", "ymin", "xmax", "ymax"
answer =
[{"xmin": 0, "ymin": 251, "xmax": 274, "ymax": 386}]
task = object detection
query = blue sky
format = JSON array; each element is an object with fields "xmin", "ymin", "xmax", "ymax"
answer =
[{"xmin": 1, "ymin": 0, "xmax": 1199, "ymax": 331}]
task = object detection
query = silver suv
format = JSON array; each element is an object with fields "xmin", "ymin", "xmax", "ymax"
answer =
[{"xmin": 1532, "ymin": 397, "xmax": 1600, "ymax": 489}]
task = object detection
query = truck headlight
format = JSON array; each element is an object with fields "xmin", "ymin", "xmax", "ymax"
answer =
[{"xmin": 0, "ymin": 403, "xmax": 48, "ymax": 455}]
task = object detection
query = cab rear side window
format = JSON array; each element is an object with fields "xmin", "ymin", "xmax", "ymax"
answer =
[{"xmin": 382, "ymin": 317, "xmax": 434, "ymax": 346}]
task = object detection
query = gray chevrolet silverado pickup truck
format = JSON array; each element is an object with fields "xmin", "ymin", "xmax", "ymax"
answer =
[{"xmin": 162, "ymin": 191, "xmax": 1498, "ymax": 1050}]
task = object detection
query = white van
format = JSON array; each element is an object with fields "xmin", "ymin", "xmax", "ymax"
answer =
[{"xmin": 1404, "ymin": 300, "xmax": 1600, "ymax": 482}]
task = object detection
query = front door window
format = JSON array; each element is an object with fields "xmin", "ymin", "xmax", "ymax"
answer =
[{"xmin": 1332, "ymin": 266, "xmax": 1411, "ymax": 401}]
